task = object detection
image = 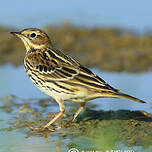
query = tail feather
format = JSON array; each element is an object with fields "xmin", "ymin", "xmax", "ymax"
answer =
[{"xmin": 106, "ymin": 92, "xmax": 146, "ymax": 103}]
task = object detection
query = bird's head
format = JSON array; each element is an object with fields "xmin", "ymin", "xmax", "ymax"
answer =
[{"xmin": 10, "ymin": 28, "xmax": 52, "ymax": 51}]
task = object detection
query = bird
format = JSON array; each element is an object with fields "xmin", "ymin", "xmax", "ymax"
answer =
[{"xmin": 10, "ymin": 28, "xmax": 146, "ymax": 130}]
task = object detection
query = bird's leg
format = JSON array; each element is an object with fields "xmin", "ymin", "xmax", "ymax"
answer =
[
  {"xmin": 28, "ymin": 99, "xmax": 65, "ymax": 131},
  {"xmin": 72, "ymin": 102, "xmax": 86, "ymax": 122},
  {"xmin": 43, "ymin": 99, "xmax": 65, "ymax": 129}
]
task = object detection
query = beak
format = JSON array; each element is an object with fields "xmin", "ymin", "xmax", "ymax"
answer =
[{"xmin": 10, "ymin": 31, "xmax": 23, "ymax": 37}]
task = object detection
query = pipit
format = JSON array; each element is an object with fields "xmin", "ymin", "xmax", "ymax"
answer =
[{"xmin": 10, "ymin": 28, "xmax": 146, "ymax": 130}]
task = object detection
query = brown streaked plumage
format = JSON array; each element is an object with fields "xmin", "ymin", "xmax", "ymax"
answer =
[{"xmin": 10, "ymin": 28, "xmax": 146, "ymax": 130}]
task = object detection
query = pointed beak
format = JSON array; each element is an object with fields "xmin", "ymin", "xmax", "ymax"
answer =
[{"xmin": 10, "ymin": 31, "xmax": 23, "ymax": 37}]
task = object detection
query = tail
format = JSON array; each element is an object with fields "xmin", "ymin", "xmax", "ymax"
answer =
[{"xmin": 106, "ymin": 92, "xmax": 146, "ymax": 103}]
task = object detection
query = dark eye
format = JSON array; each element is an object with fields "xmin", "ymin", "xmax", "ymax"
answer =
[{"xmin": 30, "ymin": 33, "xmax": 36, "ymax": 38}]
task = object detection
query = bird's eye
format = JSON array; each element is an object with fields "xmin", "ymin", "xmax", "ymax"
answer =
[{"xmin": 30, "ymin": 33, "xmax": 36, "ymax": 38}]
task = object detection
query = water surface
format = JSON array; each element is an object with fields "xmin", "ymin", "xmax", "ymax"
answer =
[
  {"xmin": 1, "ymin": 0, "xmax": 152, "ymax": 32},
  {"xmin": 0, "ymin": 64, "xmax": 151, "ymax": 111},
  {"xmin": 0, "ymin": 64, "xmax": 152, "ymax": 152}
]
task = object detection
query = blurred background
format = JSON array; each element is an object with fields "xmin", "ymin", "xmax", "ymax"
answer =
[{"xmin": 0, "ymin": 0, "xmax": 152, "ymax": 152}]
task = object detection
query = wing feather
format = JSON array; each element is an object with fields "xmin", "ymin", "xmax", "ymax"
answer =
[{"xmin": 26, "ymin": 48, "xmax": 118, "ymax": 92}]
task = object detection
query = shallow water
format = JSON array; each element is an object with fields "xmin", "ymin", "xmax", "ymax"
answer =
[
  {"xmin": 0, "ymin": 64, "xmax": 151, "ymax": 111},
  {"xmin": 0, "ymin": 64, "xmax": 152, "ymax": 152}
]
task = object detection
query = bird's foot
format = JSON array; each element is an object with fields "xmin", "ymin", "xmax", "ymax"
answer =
[{"xmin": 64, "ymin": 119, "xmax": 77, "ymax": 128}]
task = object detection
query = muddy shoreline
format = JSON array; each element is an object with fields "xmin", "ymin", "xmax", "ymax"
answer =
[
  {"xmin": 1, "ymin": 24, "xmax": 152, "ymax": 72},
  {"xmin": 1, "ymin": 95, "xmax": 152, "ymax": 148}
]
